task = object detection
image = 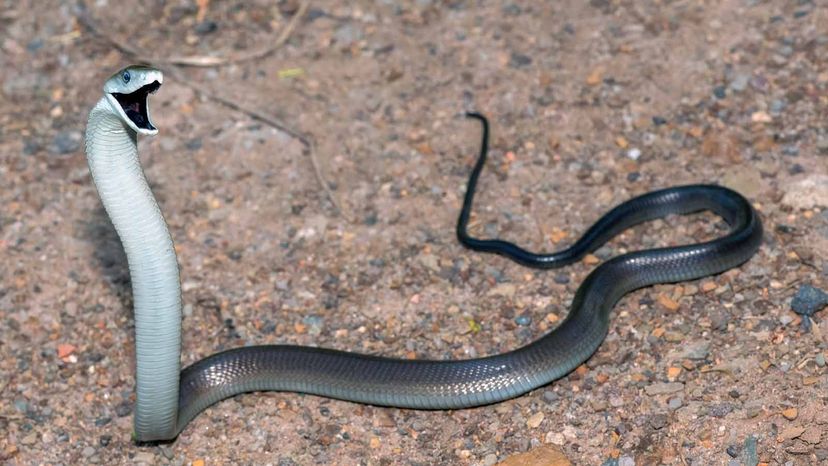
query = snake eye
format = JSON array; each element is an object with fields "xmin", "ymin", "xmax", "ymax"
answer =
[{"xmin": 123, "ymin": 71, "xmax": 131, "ymax": 83}]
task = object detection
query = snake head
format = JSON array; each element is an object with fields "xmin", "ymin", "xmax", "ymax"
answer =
[{"xmin": 103, "ymin": 65, "xmax": 163, "ymax": 135}]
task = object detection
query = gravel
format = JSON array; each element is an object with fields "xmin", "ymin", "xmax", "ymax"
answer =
[{"xmin": 2, "ymin": 0, "xmax": 827, "ymax": 464}]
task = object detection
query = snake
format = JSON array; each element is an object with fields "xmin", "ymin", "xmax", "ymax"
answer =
[{"xmin": 85, "ymin": 65, "xmax": 763, "ymax": 442}]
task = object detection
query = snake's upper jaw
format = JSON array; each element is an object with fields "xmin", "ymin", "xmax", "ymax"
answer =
[{"xmin": 109, "ymin": 80, "xmax": 161, "ymax": 135}]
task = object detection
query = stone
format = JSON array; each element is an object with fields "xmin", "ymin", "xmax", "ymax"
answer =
[
  {"xmin": 674, "ymin": 341, "xmax": 711, "ymax": 360},
  {"xmin": 488, "ymin": 283, "xmax": 517, "ymax": 298},
  {"xmin": 722, "ymin": 168, "xmax": 765, "ymax": 199},
  {"xmin": 509, "ymin": 52, "xmax": 533, "ymax": 68},
  {"xmin": 782, "ymin": 408, "xmax": 798, "ymax": 420},
  {"xmin": 133, "ymin": 452, "xmax": 156, "ymax": 464},
  {"xmin": 778, "ymin": 426, "xmax": 806, "ymax": 442},
  {"xmin": 20, "ymin": 433, "xmax": 37, "ymax": 445},
  {"xmin": 618, "ymin": 456, "xmax": 635, "ymax": 466},
  {"xmin": 526, "ymin": 412, "xmax": 544, "ymax": 428},
  {"xmin": 50, "ymin": 131, "xmax": 82, "ymax": 155},
  {"xmin": 782, "ymin": 175, "xmax": 828, "ymax": 209},
  {"xmin": 729, "ymin": 73, "xmax": 750, "ymax": 92},
  {"xmin": 801, "ymin": 427, "xmax": 822, "ymax": 444},
  {"xmin": 791, "ymin": 285, "xmax": 828, "ymax": 317},
  {"xmin": 645, "ymin": 382, "xmax": 684, "ymax": 396},
  {"xmin": 668, "ymin": 396, "xmax": 683, "ymax": 410},
  {"xmin": 496, "ymin": 445, "xmax": 571, "ymax": 466}
]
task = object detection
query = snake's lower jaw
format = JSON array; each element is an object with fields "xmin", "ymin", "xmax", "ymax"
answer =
[{"xmin": 106, "ymin": 80, "xmax": 161, "ymax": 135}]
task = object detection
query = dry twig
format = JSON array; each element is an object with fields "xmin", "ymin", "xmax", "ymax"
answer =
[{"xmin": 164, "ymin": 1, "xmax": 310, "ymax": 67}]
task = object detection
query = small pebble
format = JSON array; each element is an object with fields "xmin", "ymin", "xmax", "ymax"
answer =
[
  {"xmin": 778, "ymin": 426, "xmax": 806, "ymax": 442},
  {"xmin": 50, "ymin": 131, "xmax": 82, "ymax": 155},
  {"xmin": 709, "ymin": 403, "xmax": 734, "ymax": 418},
  {"xmin": 767, "ymin": 99, "xmax": 786, "ymax": 115},
  {"xmin": 791, "ymin": 285, "xmax": 828, "ymax": 317},
  {"xmin": 543, "ymin": 391, "xmax": 559, "ymax": 404},
  {"xmin": 710, "ymin": 312, "xmax": 730, "ymax": 331},
  {"xmin": 713, "ymin": 85, "xmax": 727, "ymax": 99},
  {"xmin": 657, "ymin": 294, "xmax": 680, "ymax": 311},
  {"xmin": 553, "ymin": 273, "xmax": 570, "ymax": 284},
  {"xmin": 618, "ymin": 455, "xmax": 635, "ymax": 466},
  {"xmin": 185, "ymin": 138, "xmax": 203, "ymax": 150},
  {"xmin": 594, "ymin": 246, "xmax": 613, "ymax": 260},
  {"xmin": 667, "ymin": 396, "xmax": 683, "ymax": 410},
  {"xmin": 782, "ymin": 407, "xmax": 798, "ymax": 420},
  {"xmin": 14, "ymin": 398, "xmax": 28, "ymax": 413},
  {"xmin": 591, "ymin": 400, "xmax": 607, "ymax": 412},
  {"xmin": 526, "ymin": 412, "xmax": 544, "ymax": 428},
  {"xmin": 800, "ymin": 427, "xmax": 822, "ymax": 445},
  {"xmin": 817, "ymin": 136, "xmax": 828, "ymax": 153},
  {"xmin": 626, "ymin": 148, "xmax": 641, "ymax": 161},
  {"xmin": 509, "ymin": 52, "xmax": 533, "ymax": 68},
  {"xmin": 751, "ymin": 111, "xmax": 772, "ymax": 123},
  {"xmin": 649, "ymin": 414, "xmax": 668, "ymax": 430},
  {"xmin": 57, "ymin": 343, "xmax": 76, "ymax": 359},
  {"xmin": 133, "ymin": 452, "xmax": 155, "ymax": 464},
  {"xmin": 502, "ymin": 4, "xmax": 521, "ymax": 16},
  {"xmin": 645, "ymin": 382, "xmax": 684, "ymax": 396},
  {"xmin": 545, "ymin": 431, "xmax": 565, "ymax": 445},
  {"xmin": 744, "ymin": 436, "xmax": 758, "ymax": 465},
  {"xmin": 82, "ymin": 446, "xmax": 96, "ymax": 458},
  {"xmin": 115, "ymin": 402, "xmax": 132, "ymax": 417},
  {"xmin": 781, "ymin": 145, "xmax": 799, "ymax": 156},
  {"xmin": 497, "ymin": 445, "xmax": 570, "ymax": 465},
  {"xmin": 302, "ymin": 315, "xmax": 325, "ymax": 335},
  {"xmin": 159, "ymin": 446, "xmax": 174, "ymax": 460},
  {"xmin": 194, "ymin": 20, "xmax": 218, "ymax": 35},
  {"xmin": 515, "ymin": 314, "xmax": 532, "ymax": 326},
  {"xmin": 729, "ymin": 73, "xmax": 750, "ymax": 92},
  {"xmin": 373, "ymin": 410, "xmax": 396, "ymax": 428}
]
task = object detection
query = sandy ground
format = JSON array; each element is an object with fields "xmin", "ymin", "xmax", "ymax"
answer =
[{"xmin": 2, "ymin": 0, "xmax": 828, "ymax": 464}]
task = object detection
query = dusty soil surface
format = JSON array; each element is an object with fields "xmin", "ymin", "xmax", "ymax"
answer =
[{"xmin": 2, "ymin": 0, "xmax": 828, "ymax": 465}]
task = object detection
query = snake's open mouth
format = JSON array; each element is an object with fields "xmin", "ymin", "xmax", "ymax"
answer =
[{"xmin": 111, "ymin": 81, "xmax": 161, "ymax": 131}]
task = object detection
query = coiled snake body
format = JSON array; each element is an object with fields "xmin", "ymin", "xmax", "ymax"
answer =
[{"xmin": 85, "ymin": 66, "xmax": 762, "ymax": 441}]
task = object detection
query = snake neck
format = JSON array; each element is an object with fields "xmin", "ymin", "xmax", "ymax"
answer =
[{"xmin": 86, "ymin": 97, "xmax": 183, "ymax": 441}]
